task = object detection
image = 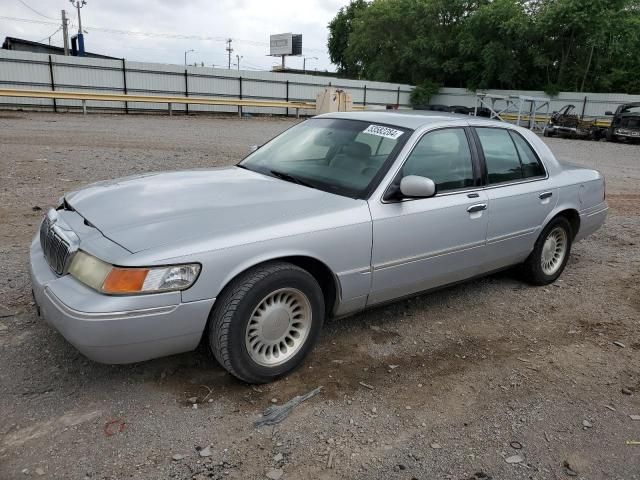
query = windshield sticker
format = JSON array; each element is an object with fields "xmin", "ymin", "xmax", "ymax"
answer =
[{"xmin": 362, "ymin": 124, "xmax": 404, "ymax": 139}]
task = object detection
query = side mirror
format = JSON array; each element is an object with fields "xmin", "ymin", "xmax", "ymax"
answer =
[
  {"xmin": 400, "ymin": 175, "xmax": 436, "ymax": 198},
  {"xmin": 605, "ymin": 111, "xmax": 613, "ymax": 116}
]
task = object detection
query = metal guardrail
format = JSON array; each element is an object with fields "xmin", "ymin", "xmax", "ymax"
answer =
[
  {"xmin": 500, "ymin": 112, "xmax": 611, "ymax": 127},
  {"xmin": 0, "ymin": 88, "xmax": 317, "ymax": 117}
]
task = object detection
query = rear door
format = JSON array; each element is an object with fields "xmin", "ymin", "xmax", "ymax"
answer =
[
  {"xmin": 368, "ymin": 127, "xmax": 489, "ymax": 305},
  {"xmin": 472, "ymin": 127, "xmax": 557, "ymax": 270}
]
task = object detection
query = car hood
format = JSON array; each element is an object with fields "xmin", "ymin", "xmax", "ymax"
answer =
[{"xmin": 66, "ymin": 167, "xmax": 359, "ymax": 253}]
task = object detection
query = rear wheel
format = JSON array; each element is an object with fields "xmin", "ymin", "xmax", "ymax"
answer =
[
  {"xmin": 208, "ymin": 262, "xmax": 325, "ymax": 384},
  {"xmin": 522, "ymin": 217, "xmax": 572, "ymax": 285}
]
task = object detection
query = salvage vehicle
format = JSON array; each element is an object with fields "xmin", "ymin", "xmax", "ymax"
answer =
[
  {"xmin": 543, "ymin": 104, "xmax": 603, "ymax": 140},
  {"xmin": 605, "ymin": 102, "xmax": 640, "ymax": 143},
  {"xmin": 30, "ymin": 112, "xmax": 608, "ymax": 383}
]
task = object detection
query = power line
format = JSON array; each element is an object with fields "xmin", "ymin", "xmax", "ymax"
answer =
[
  {"xmin": 0, "ymin": 15, "xmax": 58, "ymax": 26},
  {"xmin": 36, "ymin": 26, "xmax": 61, "ymax": 43},
  {"xmin": 16, "ymin": 0, "xmax": 56, "ymax": 20},
  {"xmin": 0, "ymin": 15, "xmax": 326, "ymax": 53}
]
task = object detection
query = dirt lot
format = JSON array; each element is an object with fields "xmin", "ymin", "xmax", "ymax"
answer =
[{"xmin": 0, "ymin": 112, "xmax": 638, "ymax": 480}]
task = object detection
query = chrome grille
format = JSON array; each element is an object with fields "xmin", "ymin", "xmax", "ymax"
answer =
[{"xmin": 40, "ymin": 215, "xmax": 72, "ymax": 275}]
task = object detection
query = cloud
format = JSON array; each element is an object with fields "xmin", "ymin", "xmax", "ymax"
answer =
[{"xmin": 1, "ymin": 0, "xmax": 347, "ymax": 71}]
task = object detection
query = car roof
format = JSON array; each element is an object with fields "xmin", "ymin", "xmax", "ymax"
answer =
[{"xmin": 317, "ymin": 110, "xmax": 503, "ymax": 130}]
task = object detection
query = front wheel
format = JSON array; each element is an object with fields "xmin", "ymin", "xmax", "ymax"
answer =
[
  {"xmin": 208, "ymin": 262, "xmax": 325, "ymax": 384},
  {"xmin": 522, "ymin": 217, "xmax": 573, "ymax": 285}
]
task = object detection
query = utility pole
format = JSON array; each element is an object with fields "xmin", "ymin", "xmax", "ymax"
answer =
[
  {"xmin": 226, "ymin": 38, "xmax": 233, "ymax": 69},
  {"xmin": 69, "ymin": 0, "xmax": 87, "ymax": 56},
  {"xmin": 61, "ymin": 10, "xmax": 70, "ymax": 55},
  {"xmin": 235, "ymin": 54, "xmax": 243, "ymax": 71}
]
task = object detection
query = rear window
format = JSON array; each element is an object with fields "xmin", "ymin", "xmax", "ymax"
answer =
[
  {"xmin": 475, "ymin": 128, "xmax": 522, "ymax": 184},
  {"xmin": 475, "ymin": 128, "xmax": 545, "ymax": 184}
]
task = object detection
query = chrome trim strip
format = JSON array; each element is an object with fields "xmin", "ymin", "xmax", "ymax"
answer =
[
  {"xmin": 487, "ymin": 227, "xmax": 537, "ymax": 245},
  {"xmin": 44, "ymin": 287, "xmax": 180, "ymax": 320},
  {"xmin": 337, "ymin": 266, "xmax": 372, "ymax": 276},
  {"xmin": 481, "ymin": 175, "xmax": 549, "ymax": 190},
  {"xmin": 582, "ymin": 206, "xmax": 609, "ymax": 218},
  {"xmin": 373, "ymin": 241, "xmax": 485, "ymax": 271}
]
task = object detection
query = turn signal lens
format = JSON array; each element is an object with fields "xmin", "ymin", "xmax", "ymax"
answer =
[{"xmin": 102, "ymin": 268, "xmax": 150, "ymax": 294}]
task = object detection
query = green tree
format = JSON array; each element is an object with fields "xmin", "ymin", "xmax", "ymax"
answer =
[
  {"xmin": 326, "ymin": 0, "xmax": 640, "ymax": 94},
  {"xmin": 327, "ymin": 0, "xmax": 369, "ymax": 77}
]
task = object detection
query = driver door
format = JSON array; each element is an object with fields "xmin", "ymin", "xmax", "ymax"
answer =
[{"xmin": 367, "ymin": 127, "xmax": 489, "ymax": 305}]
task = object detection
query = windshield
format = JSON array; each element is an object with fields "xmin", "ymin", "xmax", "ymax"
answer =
[
  {"xmin": 620, "ymin": 105, "xmax": 640, "ymax": 114},
  {"xmin": 239, "ymin": 118, "xmax": 412, "ymax": 198}
]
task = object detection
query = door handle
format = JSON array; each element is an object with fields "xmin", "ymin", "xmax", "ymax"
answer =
[
  {"xmin": 539, "ymin": 191, "xmax": 553, "ymax": 200},
  {"xmin": 467, "ymin": 203, "xmax": 487, "ymax": 213}
]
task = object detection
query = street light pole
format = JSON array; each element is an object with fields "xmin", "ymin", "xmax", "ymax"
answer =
[
  {"xmin": 184, "ymin": 49, "xmax": 194, "ymax": 65},
  {"xmin": 303, "ymin": 56, "xmax": 318, "ymax": 73},
  {"xmin": 235, "ymin": 54, "xmax": 243, "ymax": 71}
]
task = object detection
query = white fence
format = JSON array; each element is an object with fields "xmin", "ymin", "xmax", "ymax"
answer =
[
  {"xmin": 0, "ymin": 50, "xmax": 412, "ymax": 116},
  {"xmin": 1, "ymin": 49, "xmax": 637, "ymax": 118},
  {"xmin": 430, "ymin": 87, "xmax": 640, "ymax": 118}
]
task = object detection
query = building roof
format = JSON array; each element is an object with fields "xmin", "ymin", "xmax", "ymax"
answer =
[{"xmin": 2, "ymin": 36, "xmax": 118, "ymax": 59}]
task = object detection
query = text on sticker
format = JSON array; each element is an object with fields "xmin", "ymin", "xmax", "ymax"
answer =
[{"xmin": 362, "ymin": 124, "xmax": 404, "ymax": 139}]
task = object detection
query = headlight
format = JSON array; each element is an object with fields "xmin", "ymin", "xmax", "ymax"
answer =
[{"xmin": 68, "ymin": 251, "xmax": 200, "ymax": 294}]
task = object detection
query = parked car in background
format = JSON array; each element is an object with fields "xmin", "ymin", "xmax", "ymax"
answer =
[
  {"xmin": 605, "ymin": 102, "xmax": 640, "ymax": 143},
  {"xmin": 30, "ymin": 112, "xmax": 607, "ymax": 383},
  {"xmin": 543, "ymin": 104, "xmax": 604, "ymax": 140}
]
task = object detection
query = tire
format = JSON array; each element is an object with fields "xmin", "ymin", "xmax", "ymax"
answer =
[
  {"xmin": 208, "ymin": 262, "xmax": 325, "ymax": 384},
  {"xmin": 522, "ymin": 216, "xmax": 573, "ymax": 286}
]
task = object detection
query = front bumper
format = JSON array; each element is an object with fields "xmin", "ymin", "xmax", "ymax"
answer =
[
  {"xmin": 614, "ymin": 128, "xmax": 640, "ymax": 138},
  {"xmin": 29, "ymin": 237, "xmax": 215, "ymax": 364}
]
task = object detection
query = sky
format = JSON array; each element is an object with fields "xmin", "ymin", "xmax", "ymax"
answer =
[{"xmin": 0, "ymin": 0, "xmax": 348, "ymax": 71}]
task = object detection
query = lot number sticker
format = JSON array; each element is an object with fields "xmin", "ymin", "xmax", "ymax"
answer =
[{"xmin": 362, "ymin": 124, "xmax": 404, "ymax": 139}]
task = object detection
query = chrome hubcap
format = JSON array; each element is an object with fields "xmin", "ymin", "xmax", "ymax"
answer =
[
  {"xmin": 541, "ymin": 227, "xmax": 567, "ymax": 275},
  {"xmin": 245, "ymin": 288, "xmax": 312, "ymax": 367}
]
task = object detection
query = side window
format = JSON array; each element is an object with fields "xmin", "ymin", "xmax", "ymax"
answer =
[
  {"xmin": 402, "ymin": 128, "xmax": 474, "ymax": 192},
  {"xmin": 475, "ymin": 128, "xmax": 522, "ymax": 184},
  {"xmin": 509, "ymin": 132, "xmax": 545, "ymax": 178}
]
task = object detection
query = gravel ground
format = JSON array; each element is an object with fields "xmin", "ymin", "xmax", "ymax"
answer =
[{"xmin": 0, "ymin": 112, "xmax": 638, "ymax": 480}]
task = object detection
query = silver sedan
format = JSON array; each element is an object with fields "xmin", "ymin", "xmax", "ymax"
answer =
[{"xmin": 30, "ymin": 111, "xmax": 608, "ymax": 383}]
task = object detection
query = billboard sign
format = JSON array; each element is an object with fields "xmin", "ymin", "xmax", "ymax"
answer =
[{"xmin": 270, "ymin": 33, "xmax": 302, "ymax": 56}]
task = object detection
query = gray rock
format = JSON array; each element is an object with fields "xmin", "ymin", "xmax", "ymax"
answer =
[
  {"xmin": 199, "ymin": 446, "xmax": 212, "ymax": 457},
  {"xmin": 172, "ymin": 454, "xmax": 185, "ymax": 461},
  {"xmin": 273, "ymin": 453, "xmax": 283, "ymax": 462},
  {"xmin": 35, "ymin": 468, "xmax": 45, "ymax": 476},
  {"xmin": 582, "ymin": 419, "xmax": 593, "ymax": 428},
  {"xmin": 630, "ymin": 415, "xmax": 640, "ymax": 421},
  {"xmin": 266, "ymin": 468, "xmax": 283, "ymax": 480},
  {"xmin": 622, "ymin": 387, "xmax": 633, "ymax": 395},
  {"xmin": 187, "ymin": 397, "xmax": 197, "ymax": 404},
  {"xmin": 505, "ymin": 454, "xmax": 524, "ymax": 464},
  {"xmin": 430, "ymin": 442, "xmax": 442, "ymax": 449}
]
